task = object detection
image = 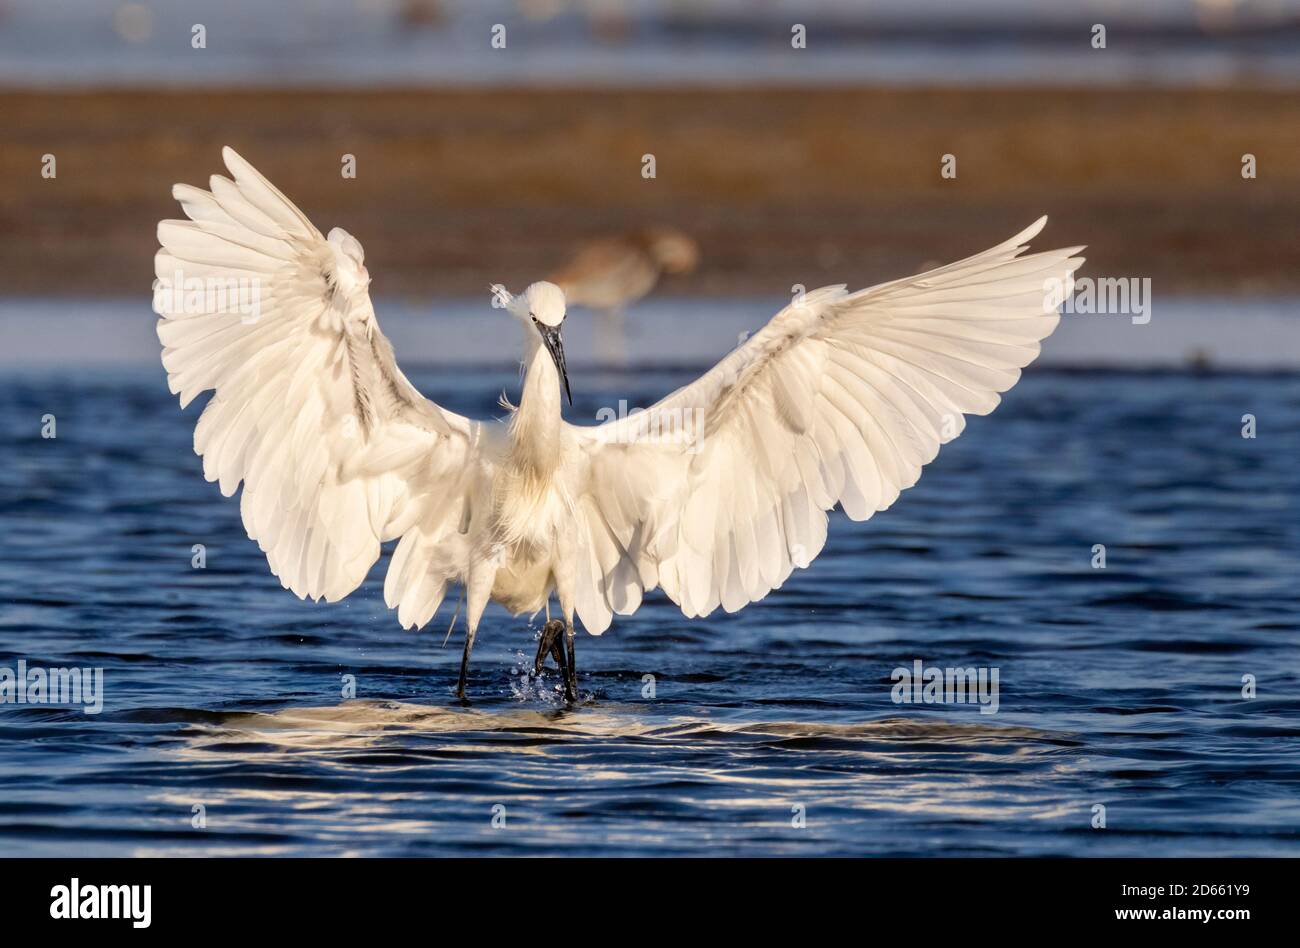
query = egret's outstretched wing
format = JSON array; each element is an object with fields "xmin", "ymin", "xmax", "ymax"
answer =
[
  {"xmin": 156, "ymin": 147, "xmax": 490, "ymax": 627},
  {"xmin": 570, "ymin": 217, "xmax": 1083, "ymax": 632}
]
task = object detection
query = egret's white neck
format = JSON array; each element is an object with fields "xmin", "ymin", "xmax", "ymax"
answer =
[{"xmin": 509, "ymin": 333, "xmax": 563, "ymax": 479}]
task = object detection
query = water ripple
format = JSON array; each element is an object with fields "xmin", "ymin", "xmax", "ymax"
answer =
[{"xmin": 0, "ymin": 368, "xmax": 1297, "ymax": 854}]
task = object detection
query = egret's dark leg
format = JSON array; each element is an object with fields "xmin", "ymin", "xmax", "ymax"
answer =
[
  {"xmin": 562, "ymin": 624, "xmax": 578, "ymax": 702},
  {"xmin": 456, "ymin": 625, "xmax": 477, "ymax": 703},
  {"xmin": 534, "ymin": 619, "xmax": 565, "ymax": 675},
  {"xmin": 552, "ymin": 629, "xmax": 571, "ymax": 695},
  {"xmin": 534, "ymin": 619, "xmax": 577, "ymax": 702},
  {"xmin": 457, "ymin": 571, "xmax": 494, "ymax": 702}
]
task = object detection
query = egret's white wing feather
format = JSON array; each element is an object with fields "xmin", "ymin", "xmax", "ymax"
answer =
[
  {"xmin": 571, "ymin": 217, "xmax": 1083, "ymax": 631},
  {"xmin": 156, "ymin": 147, "xmax": 492, "ymax": 624}
]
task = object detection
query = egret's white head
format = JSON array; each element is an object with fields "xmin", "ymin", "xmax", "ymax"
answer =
[
  {"xmin": 502, "ymin": 281, "xmax": 571, "ymax": 406},
  {"xmin": 521, "ymin": 281, "xmax": 567, "ymax": 327}
]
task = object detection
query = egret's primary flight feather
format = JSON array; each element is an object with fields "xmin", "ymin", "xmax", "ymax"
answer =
[{"xmin": 156, "ymin": 147, "xmax": 1083, "ymax": 698}]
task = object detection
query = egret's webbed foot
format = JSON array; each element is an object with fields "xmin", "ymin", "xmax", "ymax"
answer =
[
  {"xmin": 535, "ymin": 619, "xmax": 565, "ymax": 675},
  {"xmin": 534, "ymin": 619, "xmax": 577, "ymax": 702}
]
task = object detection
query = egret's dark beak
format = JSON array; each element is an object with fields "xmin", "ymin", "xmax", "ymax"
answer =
[{"xmin": 539, "ymin": 324, "xmax": 572, "ymax": 406}]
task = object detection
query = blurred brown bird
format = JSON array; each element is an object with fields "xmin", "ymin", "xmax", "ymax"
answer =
[{"xmin": 549, "ymin": 227, "xmax": 700, "ymax": 363}]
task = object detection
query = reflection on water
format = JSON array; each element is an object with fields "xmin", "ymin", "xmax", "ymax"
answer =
[
  {"xmin": 179, "ymin": 700, "xmax": 1076, "ymax": 753},
  {"xmin": 1, "ymin": 367, "xmax": 1298, "ymax": 855},
  {"xmin": 142, "ymin": 702, "xmax": 1084, "ymax": 857}
]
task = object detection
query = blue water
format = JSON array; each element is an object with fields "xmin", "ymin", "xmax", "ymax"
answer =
[
  {"xmin": 3, "ymin": 0, "xmax": 1299, "ymax": 89},
  {"xmin": 1, "ymin": 366, "xmax": 1298, "ymax": 856}
]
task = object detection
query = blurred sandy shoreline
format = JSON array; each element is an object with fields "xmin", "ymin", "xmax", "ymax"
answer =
[{"xmin": 2, "ymin": 85, "xmax": 1297, "ymax": 297}]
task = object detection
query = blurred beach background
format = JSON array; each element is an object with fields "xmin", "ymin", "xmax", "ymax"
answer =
[
  {"xmin": 1, "ymin": 2, "xmax": 1299, "ymax": 858},
  {"xmin": 0, "ymin": 0, "xmax": 1297, "ymax": 367}
]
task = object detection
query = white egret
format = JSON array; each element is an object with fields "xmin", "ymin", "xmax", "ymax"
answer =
[{"xmin": 155, "ymin": 148, "xmax": 1083, "ymax": 702}]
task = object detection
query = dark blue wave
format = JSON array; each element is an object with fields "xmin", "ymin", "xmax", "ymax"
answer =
[{"xmin": 0, "ymin": 367, "xmax": 1297, "ymax": 855}]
